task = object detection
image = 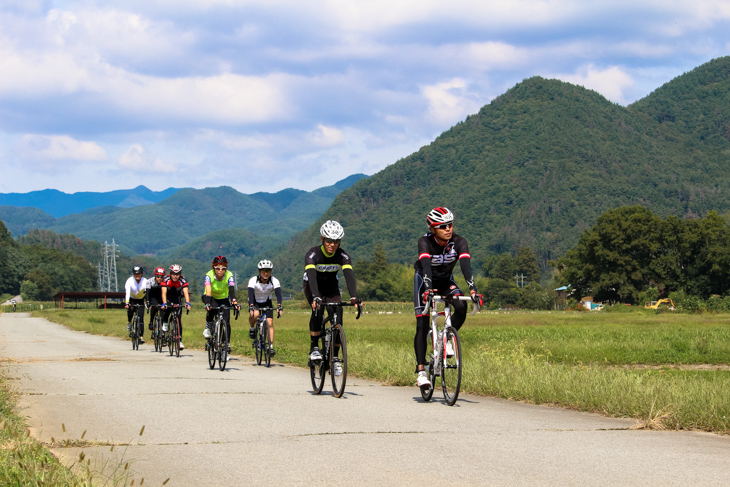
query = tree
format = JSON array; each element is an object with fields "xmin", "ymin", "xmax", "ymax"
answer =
[{"xmin": 515, "ymin": 247, "xmax": 541, "ymax": 284}]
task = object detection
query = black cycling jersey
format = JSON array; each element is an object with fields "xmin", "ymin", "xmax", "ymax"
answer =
[
  {"xmin": 414, "ymin": 232, "xmax": 475, "ymax": 291},
  {"xmin": 304, "ymin": 245, "xmax": 357, "ymax": 298},
  {"xmin": 145, "ymin": 278, "xmax": 164, "ymax": 304}
]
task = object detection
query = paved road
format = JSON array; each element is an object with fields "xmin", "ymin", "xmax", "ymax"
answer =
[{"xmin": 1, "ymin": 313, "xmax": 729, "ymax": 486}]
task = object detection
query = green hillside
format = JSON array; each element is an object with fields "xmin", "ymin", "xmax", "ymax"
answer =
[
  {"xmin": 0, "ymin": 175, "xmax": 368, "ymax": 257},
  {"xmin": 270, "ymin": 57, "xmax": 730, "ymax": 290}
]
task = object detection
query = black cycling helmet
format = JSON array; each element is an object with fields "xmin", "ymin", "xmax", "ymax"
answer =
[
  {"xmin": 133, "ymin": 265, "xmax": 143, "ymax": 275},
  {"xmin": 212, "ymin": 256, "xmax": 228, "ymax": 268}
]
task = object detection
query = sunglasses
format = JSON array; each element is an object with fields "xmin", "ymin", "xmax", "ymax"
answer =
[
  {"xmin": 171, "ymin": 272, "xmax": 181, "ymax": 276},
  {"xmin": 433, "ymin": 223, "xmax": 453, "ymax": 230},
  {"xmin": 214, "ymin": 266, "xmax": 227, "ymax": 270},
  {"xmin": 324, "ymin": 238, "xmax": 341, "ymax": 245}
]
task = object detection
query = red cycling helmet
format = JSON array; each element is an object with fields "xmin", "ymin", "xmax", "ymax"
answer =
[
  {"xmin": 212, "ymin": 256, "xmax": 228, "ymax": 268},
  {"xmin": 426, "ymin": 207, "xmax": 454, "ymax": 226},
  {"xmin": 154, "ymin": 267, "xmax": 165, "ymax": 277}
]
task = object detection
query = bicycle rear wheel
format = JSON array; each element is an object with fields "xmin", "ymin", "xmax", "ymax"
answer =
[
  {"xmin": 263, "ymin": 321, "xmax": 272, "ymax": 368},
  {"xmin": 420, "ymin": 330, "xmax": 435, "ymax": 401},
  {"xmin": 154, "ymin": 314, "xmax": 163, "ymax": 352},
  {"xmin": 132, "ymin": 314, "xmax": 141, "ymax": 350},
  {"xmin": 331, "ymin": 323, "xmax": 347, "ymax": 398},
  {"xmin": 255, "ymin": 321, "xmax": 263, "ymax": 365},
  {"xmin": 219, "ymin": 324, "xmax": 228, "ymax": 371},
  {"xmin": 441, "ymin": 327, "xmax": 462, "ymax": 406}
]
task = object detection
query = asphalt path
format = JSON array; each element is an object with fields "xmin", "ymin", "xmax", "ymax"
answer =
[{"xmin": 1, "ymin": 313, "xmax": 729, "ymax": 486}]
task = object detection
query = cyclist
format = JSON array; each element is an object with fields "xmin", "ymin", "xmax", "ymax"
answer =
[
  {"xmin": 247, "ymin": 259, "xmax": 283, "ymax": 356},
  {"xmin": 304, "ymin": 220, "xmax": 361, "ymax": 374},
  {"xmin": 202, "ymin": 256, "xmax": 241, "ymax": 353},
  {"xmin": 413, "ymin": 207, "xmax": 483, "ymax": 389},
  {"xmin": 145, "ymin": 267, "xmax": 166, "ymax": 335},
  {"xmin": 11, "ymin": 299, "xmax": 16, "ymax": 312},
  {"xmin": 124, "ymin": 265, "xmax": 147, "ymax": 344},
  {"xmin": 161, "ymin": 264, "xmax": 192, "ymax": 350}
]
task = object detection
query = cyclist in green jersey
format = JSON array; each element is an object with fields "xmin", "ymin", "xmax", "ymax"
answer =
[{"xmin": 202, "ymin": 256, "xmax": 240, "ymax": 353}]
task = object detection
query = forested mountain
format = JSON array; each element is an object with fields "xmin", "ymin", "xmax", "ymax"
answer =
[
  {"xmin": 0, "ymin": 175, "xmax": 368, "ymax": 257},
  {"xmin": 0, "ymin": 185, "xmax": 181, "ymax": 218},
  {"xmin": 270, "ymin": 57, "xmax": 730, "ymax": 290}
]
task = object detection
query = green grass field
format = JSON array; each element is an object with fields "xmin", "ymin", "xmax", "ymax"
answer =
[{"xmin": 27, "ymin": 304, "xmax": 730, "ymax": 434}]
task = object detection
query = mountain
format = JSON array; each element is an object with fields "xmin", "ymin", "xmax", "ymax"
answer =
[
  {"xmin": 0, "ymin": 185, "xmax": 181, "ymax": 218},
  {"xmin": 0, "ymin": 175, "xmax": 369, "ymax": 258},
  {"xmin": 268, "ymin": 57, "xmax": 730, "ymax": 290}
]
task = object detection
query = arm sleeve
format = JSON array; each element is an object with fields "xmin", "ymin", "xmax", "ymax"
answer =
[
  {"xmin": 203, "ymin": 294, "xmax": 212, "ymax": 306},
  {"xmin": 305, "ymin": 267, "xmax": 320, "ymax": 298},
  {"xmin": 343, "ymin": 267, "xmax": 357, "ymax": 298},
  {"xmin": 457, "ymin": 238, "xmax": 477, "ymax": 293},
  {"xmin": 417, "ymin": 237, "xmax": 433, "ymax": 289},
  {"xmin": 275, "ymin": 287, "xmax": 283, "ymax": 304},
  {"xmin": 248, "ymin": 287, "xmax": 255, "ymax": 306},
  {"xmin": 228, "ymin": 286, "xmax": 237, "ymax": 302}
]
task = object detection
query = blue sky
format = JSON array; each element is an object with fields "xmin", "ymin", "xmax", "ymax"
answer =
[{"xmin": 1, "ymin": 0, "xmax": 729, "ymax": 194}]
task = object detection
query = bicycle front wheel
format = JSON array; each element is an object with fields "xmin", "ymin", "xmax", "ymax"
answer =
[
  {"xmin": 172, "ymin": 316, "xmax": 181, "ymax": 358},
  {"xmin": 331, "ymin": 324, "xmax": 347, "ymax": 398},
  {"xmin": 154, "ymin": 314, "xmax": 163, "ymax": 352},
  {"xmin": 219, "ymin": 323, "xmax": 228, "ymax": 371},
  {"xmin": 255, "ymin": 321, "xmax": 263, "ymax": 365},
  {"xmin": 263, "ymin": 321, "xmax": 272, "ymax": 368},
  {"xmin": 441, "ymin": 327, "xmax": 462, "ymax": 406},
  {"xmin": 420, "ymin": 330, "xmax": 435, "ymax": 402}
]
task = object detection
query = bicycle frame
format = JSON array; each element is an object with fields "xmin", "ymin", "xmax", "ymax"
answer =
[
  {"xmin": 252, "ymin": 306, "xmax": 274, "ymax": 367},
  {"xmin": 207, "ymin": 305, "xmax": 238, "ymax": 371},
  {"xmin": 128, "ymin": 303, "xmax": 146, "ymax": 350}
]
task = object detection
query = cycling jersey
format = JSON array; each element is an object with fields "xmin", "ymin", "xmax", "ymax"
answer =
[
  {"xmin": 124, "ymin": 276, "xmax": 148, "ymax": 303},
  {"xmin": 162, "ymin": 275, "xmax": 189, "ymax": 303},
  {"xmin": 304, "ymin": 245, "xmax": 357, "ymax": 298},
  {"xmin": 247, "ymin": 275, "xmax": 283, "ymax": 305},
  {"xmin": 144, "ymin": 278, "xmax": 164, "ymax": 303},
  {"xmin": 414, "ymin": 232, "xmax": 476, "ymax": 292},
  {"xmin": 205, "ymin": 270, "xmax": 235, "ymax": 300}
]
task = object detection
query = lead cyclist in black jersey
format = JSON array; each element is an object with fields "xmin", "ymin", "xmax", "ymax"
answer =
[
  {"xmin": 413, "ymin": 207, "xmax": 483, "ymax": 390},
  {"xmin": 304, "ymin": 220, "xmax": 361, "ymax": 370}
]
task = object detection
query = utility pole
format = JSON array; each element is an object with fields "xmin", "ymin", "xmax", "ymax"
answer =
[{"xmin": 515, "ymin": 273, "xmax": 525, "ymax": 288}]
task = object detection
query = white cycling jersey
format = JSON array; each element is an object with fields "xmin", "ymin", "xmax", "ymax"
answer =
[
  {"xmin": 247, "ymin": 275, "xmax": 281, "ymax": 304},
  {"xmin": 125, "ymin": 276, "xmax": 148, "ymax": 302}
]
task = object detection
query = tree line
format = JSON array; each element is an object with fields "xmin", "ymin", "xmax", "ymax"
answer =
[{"xmin": 553, "ymin": 205, "xmax": 730, "ymax": 304}]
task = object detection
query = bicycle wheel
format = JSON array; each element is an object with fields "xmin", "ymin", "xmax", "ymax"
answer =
[
  {"xmin": 310, "ymin": 354, "xmax": 326, "ymax": 394},
  {"xmin": 132, "ymin": 314, "xmax": 140, "ymax": 350},
  {"xmin": 420, "ymin": 330, "xmax": 435, "ymax": 401},
  {"xmin": 219, "ymin": 323, "xmax": 228, "ymax": 371},
  {"xmin": 171, "ymin": 315, "xmax": 180, "ymax": 358},
  {"xmin": 331, "ymin": 323, "xmax": 347, "ymax": 398},
  {"xmin": 441, "ymin": 327, "xmax": 462, "ymax": 406},
  {"xmin": 263, "ymin": 321, "xmax": 272, "ymax": 368},
  {"xmin": 254, "ymin": 320, "xmax": 263, "ymax": 365},
  {"xmin": 154, "ymin": 314, "xmax": 163, "ymax": 352},
  {"xmin": 207, "ymin": 334, "xmax": 216, "ymax": 369}
]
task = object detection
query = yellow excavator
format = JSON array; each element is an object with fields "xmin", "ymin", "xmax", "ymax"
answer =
[{"xmin": 644, "ymin": 298, "xmax": 676, "ymax": 310}]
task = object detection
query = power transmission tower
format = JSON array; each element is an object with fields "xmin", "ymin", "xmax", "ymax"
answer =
[{"xmin": 98, "ymin": 240, "xmax": 120, "ymax": 292}]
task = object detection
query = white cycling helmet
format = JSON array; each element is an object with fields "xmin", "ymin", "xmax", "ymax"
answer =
[
  {"xmin": 320, "ymin": 220, "xmax": 345, "ymax": 240},
  {"xmin": 426, "ymin": 207, "xmax": 454, "ymax": 226},
  {"xmin": 258, "ymin": 259, "xmax": 273, "ymax": 270}
]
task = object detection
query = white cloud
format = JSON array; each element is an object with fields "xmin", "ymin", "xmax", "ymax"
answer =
[
  {"xmin": 557, "ymin": 65, "xmax": 635, "ymax": 104},
  {"xmin": 422, "ymin": 78, "xmax": 481, "ymax": 125},
  {"xmin": 16, "ymin": 134, "xmax": 106, "ymax": 161},
  {"xmin": 119, "ymin": 144, "xmax": 175, "ymax": 172},
  {"xmin": 310, "ymin": 124, "xmax": 344, "ymax": 147}
]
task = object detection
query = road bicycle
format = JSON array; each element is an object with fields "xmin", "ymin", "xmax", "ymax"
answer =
[
  {"xmin": 206, "ymin": 305, "xmax": 239, "ymax": 371},
  {"xmin": 310, "ymin": 301, "xmax": 361, "ymax": 398},
  {"xmin": 251, "ymin": 306, "xmax": 276, "ymax": 367},
  {"xmin": 128, "ymin": 303, "xmax": 146, "ymax": 350},
  {"xmin": 420, "ymin": 295, "xmax": 478, "ymax": 406},
  {"xmin": 148, "ymin": 304, "xmax": 165, "ymax": 353},
  {"xmin": 166, "ymin": 303, "xmax": 188, "ymax": 358}
]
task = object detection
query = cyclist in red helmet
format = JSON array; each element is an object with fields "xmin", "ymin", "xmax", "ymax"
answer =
[
  {"xmin": 145, "ymin": 267, "xmax": 166, "ymax": 334},
  {"xmin": 161, "ymin": 264, "xmax": 191, "ymax": 350},
  {"xmin": 413, "ymin": 207, "xmax": 482, "ymax": 390},
  {"xmin": 202, "ymin": 256, "xmax": 240, "ymax": 353}
]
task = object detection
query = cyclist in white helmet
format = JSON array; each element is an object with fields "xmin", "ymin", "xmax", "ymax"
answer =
[
  {"xmin": 247, "ymin": 259, "xmax": 283, "ymax": 356},
  {"xmin": 304, "ymin": 220, "xmax": 360, "ymax": 365},
  {"xmin": 413, "ymin": 207, "xmax": 483, "ymax": 390}
]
